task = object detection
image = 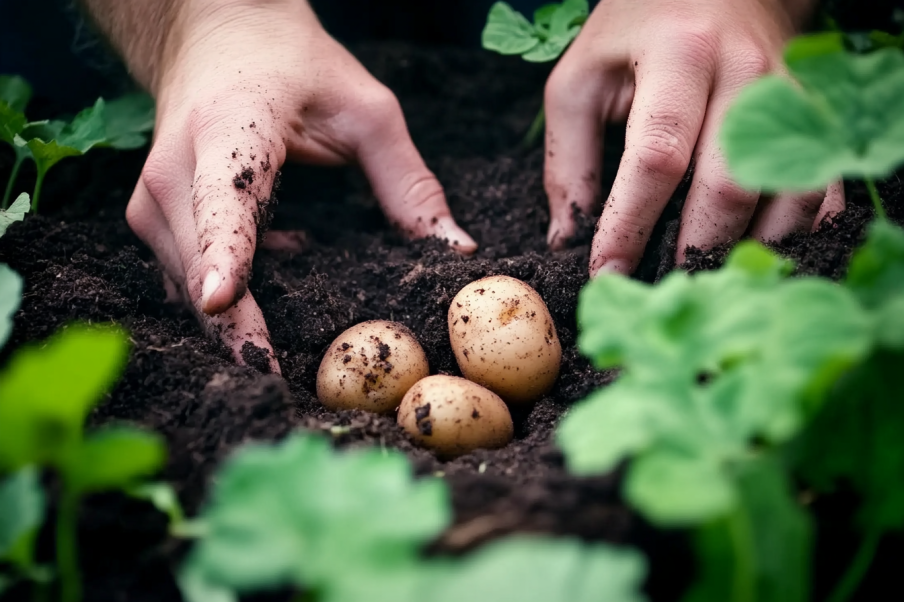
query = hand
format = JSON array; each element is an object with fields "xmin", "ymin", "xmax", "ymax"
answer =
[
  {"xmin": 543, "ymin": 0, "xmax": 844, "ymax": 274},
  {"xmin": 125, "ymin": 0, "xmax": 476, "ymax": 373}
]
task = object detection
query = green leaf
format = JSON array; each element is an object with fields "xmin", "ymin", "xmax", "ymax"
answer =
[
  {"xmin": 558, "ymin": 242, "xmax": 873, "ymax": 525},
  {"xmin": 429, "ymin": 537, "xmax": 648, "ymax": 602},
  {"xmin": 0, "ymin": 76, "xmax": 32, "ymax": 113},
  {"xmin": 796, "ymin": 348, "xmax": 904, "ymax": 531},
  {"xmin": 845, "ymin": 220, "xmax": 904, "ymax": 348},
  {"xmin": 684, "ymin": 457, "xmax": 811, "ymax": 602},
  {"xmin": 182, "ymin": 434, "xmax": 450, "ymax": 594},
  {"xmin": 783, "ymin": 32, "xmax": 846, "ymax": 64},
  {"xmin": 65, "ymin": 427, "xmax": 165, "ymax": 493},
  {"xmin": 99, "ymin": 93, "xmax": 155, "ymax": 150},
  {"xmin": 0, "ymin": 102, "xmax": 27, "ymax": 146},
  {"xmin": 0, "ymin": 193, "xmax": 30, "ymax": 238},
  {"xmin": 24, "ymin": 100, "xmax": 107, "ymax": 179},
  {"xmin": 0, "ymin": 467, "xmax": 45, "ymax": 567},
  {"xmin": 0, "ymin": 263, "xmax": 22, "ymax": 349},
  {"xmin": 626, "ymin": 450, "xmax": 736, "ymax": 525},
  {"xmin": 722, "ymin": 43, "xmax": 904, "ymax": 191},
  {"xmin": 0, "ymin": 324, "xmax": 130, "ymax": 471},
  {"xmin": 533, "ymin": 4, "xmax": 559, "ymax": 31},
  {"xmin": 482, "ymin": 2, "xmax": 540, "ymax": 55}
]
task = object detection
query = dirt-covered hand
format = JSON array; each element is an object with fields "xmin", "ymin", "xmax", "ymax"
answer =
[
  {"xmin": 124, "ymin": 0, "xmax": 476, "ymax": 373},
  {"xmin": 543, "ymin": 0, "xmax": 843, "ymax": 274}
]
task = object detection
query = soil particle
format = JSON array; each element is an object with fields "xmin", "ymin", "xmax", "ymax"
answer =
[{"xmin": 241, "ymin": 341, "xmax": 273, "ymax": 374}]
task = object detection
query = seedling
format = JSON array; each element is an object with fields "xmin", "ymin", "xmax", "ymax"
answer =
[
  {"xmin": 0, "ymin": 321, "xmax": 166, "ymax": 602},
  {"xmin": 482, "ymin": 0, "xmax": 589, "ymax": 146},
  {"xmin": 0, "ymin": 75, "xmax": 155, "ymax": 211},
  {"xmin": 0, "ymin": 193, "xmax": 29, "ymax": 238},
  {"xmin": 180, "ymin": 434, "xmax": 646, "ymax": 602}
]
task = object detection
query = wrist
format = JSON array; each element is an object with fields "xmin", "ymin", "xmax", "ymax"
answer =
[{"xmin": 153, "ymin": 0, "xmax": 322, "ymax": 96}]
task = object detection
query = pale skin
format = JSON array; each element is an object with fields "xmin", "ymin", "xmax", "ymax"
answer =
[{"xmin": 82, "ymin": 0, "xmax": 838, "ymax": 372}]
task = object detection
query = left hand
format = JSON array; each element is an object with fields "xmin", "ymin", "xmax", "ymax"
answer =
[{"xmin": 543, "ymin": 0, "xmax": 845, "ymax": 274}]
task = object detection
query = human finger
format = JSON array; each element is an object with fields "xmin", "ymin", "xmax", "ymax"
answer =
[
  {"xmin": 353, "ymin": 88, "xmax": 477, "ymax": 255},
  {"xmin": 589, "ymin": 49, "xmax": 713, "ymax": 275}
]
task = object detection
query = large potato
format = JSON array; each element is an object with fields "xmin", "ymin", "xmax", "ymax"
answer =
[
  {"xmin": 398, "ymin": 375, "xmax": 513, "ymax": 457},
  {"xmin": 448, "ymin": 275, "xmax": 561, "ymax": 405},
  {"xmin": 317, "ymin": 321, "xmax": 429, "ymax": 413}
]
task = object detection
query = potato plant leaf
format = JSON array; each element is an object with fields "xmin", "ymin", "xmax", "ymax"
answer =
[
  {"xmin": 181, "ymin": 435, "xmax": 450, "ymax": 596},
  {"xmin": 98, "ymin": 93, "xmax": 155, "ymax": 150},
  {"xmin": 683, "ymin": 458, "xmax": 811, "ymax": 602},
  {"xmin": 0, "ymin": 264, "xmax": 22, "ymax": 349},
  {"xmin": 0, "ymin": 76, "xmax": 31, "ymax": 114},
  {"xmin": 482, "ymin": 0, "xmax": 587, "ymax": 63},
  {"xmin": 844, "ymin": 220, "xmax": 904, "ymax": 348},
  {"xmin": 0, "ymin": 467, "xmax": 45, "ymax": 567},
  {"xmin": 722, "ymin": 41, "xmax": 904, "ymax": 191},
  {"xmin": 0, "ymin": 193, "xmax": 30, "ymax": 238},
  {"xmin": 0, "ymin": 324, "xmax": 130, "ymax": 471},
  {"xmin": 795, "ymin": 349, "xmax": 904, "ymax": 532},
  {"xmin": 65, "ymin": 427, "xmax": 166, "ymax": 494},
  {"xmin": 557, "ymin": 242, "xmax": 873, "ymax": 524},
  {"xmin": 426, "ymin": 537, "xmax": 647, "ymax": 602}
]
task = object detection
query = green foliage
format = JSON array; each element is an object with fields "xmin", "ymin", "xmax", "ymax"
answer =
[
  {"xmin": 0, "ymin": 74, "xmax": 156, "ymax": 210},
  {"xmin": 482, "ymin": 0, "xmax": 588, "ymax": 62},
  {"xmin": 0, "ymin": 467, "xmax": 45, "ymax": 566},
  {"xmin": 0, "ymin": 323, "xmax": 165, "ymax": 602},
  {"xmin": 0, "ymin": 193, "xmax": 30, "ymax": 238},
  {"xmin": 181, "ymin": 434, "xmax": 647, "ymax": 602},
  {"xmin": 558, "ymin": 242, "xmax": 872, "ymax": 523},
  {"xmin": 721, "ymin": 38, "xmax": 904, "ymax": 192},
  {"xmin": 0, "ymin": 263, "xmax": 22, "ymax": 348}
]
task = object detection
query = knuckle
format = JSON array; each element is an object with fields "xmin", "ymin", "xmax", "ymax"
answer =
[
  {"xmin": 141, "ymin": 151, "xmax": 178, "ymax": 209},
  {"xmin": 709, "ymin": 179, "xmax": 759, "ymax": 213},
  {"xmin": 400, "ymin": 171, "xmax": 446, "ymax": 212},
  {"xmin": 732, "ymin": 48, "xmax": 772, "ymax": 78},
  {"xmin": 353, "ymin": 84, "xmax": 405, "ymax": 138},
  {"xmin": 668, "ymin": 21, "xmax": 721, "ymax": 66},
  {"xmin": 632, "ymin": 124, "xmax": 692, "ymax": 181},
  {"xmin": 544, "ymin": 56, "xmax": 599, "ymax": 112}
]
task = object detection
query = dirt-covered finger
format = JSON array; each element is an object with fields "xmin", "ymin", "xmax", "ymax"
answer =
[
  {"xmin": 205, "ymin": 291, "xmax": 281, "ymax": 375},
  {"xmin": 748, "ymin": 189, "xmax": 826, "ymax": 242},
  {"xmin": 354, "ymin": 88, "xmax": 477, "ymax": 255},
  {"xmin": 813, "ymin": 181, "xmax": 846, "ymax": 231}
]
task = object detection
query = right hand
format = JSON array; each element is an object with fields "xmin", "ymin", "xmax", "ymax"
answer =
[{"xmin": 126, "ymin": 0, "xmax": 476, "ymax": 373}]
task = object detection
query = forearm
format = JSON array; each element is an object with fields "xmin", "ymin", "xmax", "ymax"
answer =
[{"xmin": 80, "ymin": 0, "xmax": 321, "ymax": 95}]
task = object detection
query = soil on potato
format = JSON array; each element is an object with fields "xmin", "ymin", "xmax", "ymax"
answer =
[{"xmin": 1, "ymin": 43, "xmax": 902, "ymax": 602}]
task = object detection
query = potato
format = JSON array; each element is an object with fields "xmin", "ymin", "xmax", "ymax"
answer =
[
  {"xmin": 398, "ymin": 375, "xmax": 513, "ymax": 457},
  {"xmin": 317, "ymin": 321, "xmax": 429, "ymax": 413},
  {"xmin": 448, "ymin": 275, "xmax": 561, "ymax": 405}
]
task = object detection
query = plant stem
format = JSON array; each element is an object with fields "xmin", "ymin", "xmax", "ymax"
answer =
[
  {"xmin": 522, "ymin": 105, "xmax": 546, "ymax": 150},
  {"xmin": 825, "ymin": 529, "xmax": 882, "ymax": 602},
  {"xmin": 2, "ymin": 155, "xmax": 24, "ymax": 209},
  {"xmin": 31, "ymin": 170, "xmax": 46, "ymax": 212},
  {"xmin": 56, "ymin": 491, "xmax": 82, "ymax": 602},
  {"xmin": 727, "ymin": 506, "xmax": 756, "ymax": 602},
  {"xmin": 865, "ymin": 177, "xmax": 886, "ymax": 221}
]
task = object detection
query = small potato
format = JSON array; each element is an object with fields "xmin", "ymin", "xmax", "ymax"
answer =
[
  {"xmin": 448, "ymin": 275, "xmax": 561, "ymax": 405},
  {"xmin": 398, "ymin": 375, "xmax": 513, "ymax": 457},
  {"xmin": 317, "ymin": 321, "xmax": 429, "ymax": 414}
]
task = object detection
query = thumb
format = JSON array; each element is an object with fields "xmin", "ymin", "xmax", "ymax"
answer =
[{"xmin": 355, "ymin": 94, "xmax": 477, "ymax": 254}]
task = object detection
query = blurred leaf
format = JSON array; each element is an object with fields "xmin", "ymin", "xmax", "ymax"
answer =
[
  {"xmin": 482, "ymin": 2, "xmax": 539, "ymax": 55},
  {"xmin": 558, "ymin": 241, "xmax": 872, "ymax": 525},
  {"xmin": 0, "ymin": 76, "xmax": 32, "ymax": 113},
  {"xmin": 0, "ymin": 324, "xmax": 130, "ymax": 471},
  {"xmin": 722, "ymin": 41, "xmax": 904, "ymax": 191},
  {"xmin": 0, "ymin": 264, "xmax": 22, "ymax": 348},
  {"xmin": 483, "ymin": 0, "xmax": 586, "ymax": 62},
  {"xmin": 0, "ymin": 467, "xmax": 45, "ymax": 567},
  {"xmin": 66, "ymin": 427, "xmax": 165, "ymax": 493},
  {"xmin": 99, "ymin": 93, "xmax": 155, "ymax": 150}
]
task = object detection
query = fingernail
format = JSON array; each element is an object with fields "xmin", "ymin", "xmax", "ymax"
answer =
[
  {"xmin": 436, "ymin": 217, "xmax": 477, "ymax": 255},
  {"xmin": 201, "ymin": 271, "xmax": 222, "ymax": 312},
  {"xmin": 590, "ymin": 259, "xmax": 632, "ymax": 278}
]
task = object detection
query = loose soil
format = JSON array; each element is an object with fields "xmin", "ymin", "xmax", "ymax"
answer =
[{"xmin": 1, "ymin": 43, "xmax": 902, "ymax": 602}]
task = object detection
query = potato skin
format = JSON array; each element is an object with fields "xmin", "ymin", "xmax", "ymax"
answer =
[
  {"xmin": 448, "ymin": 275, "xmax": 561, "ymax": 405},
  {"xmin": 316, "ymin": 321, "xmax": 429, "ymax": 414},
  {"xmin": 398, "ymin": 375, "xmax": 513, "ymax": 457}
]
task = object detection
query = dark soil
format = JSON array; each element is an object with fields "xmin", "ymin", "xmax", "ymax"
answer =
[{"xmin": 1, "ymin": 43, "xmax": 902, "ymax": 602}]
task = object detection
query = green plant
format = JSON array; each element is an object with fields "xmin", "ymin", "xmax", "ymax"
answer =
[
  {"xmin": 557, "ymin": 35, "xmax": 904, "ymax": 602},
  {"xmin": 481, "ymin": 0, "xmax": 589, "ymax": 146},
  {"xmin": 0, "ymin": 75, "xmax": 155, "ymax": 211},
  {"xmin": 0, "ymin": 193, "xmax": 30, "ymax": 238},
  {"xmin": 0, "ymin": 320, "xmax": 166, "ymax": 602},
  {"xmin": 180, "ymin": 434, "xmax": 647, "ymax": 602}
]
